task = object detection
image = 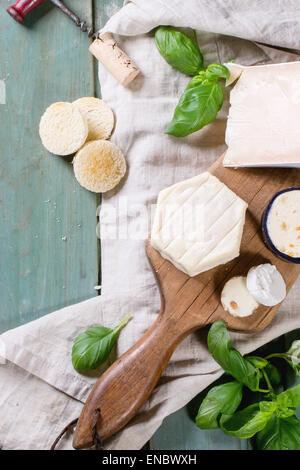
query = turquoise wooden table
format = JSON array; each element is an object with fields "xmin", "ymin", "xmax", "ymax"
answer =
[{"xmin": 0, "ymin": 0, "xmax": 299, "ymax": 451}]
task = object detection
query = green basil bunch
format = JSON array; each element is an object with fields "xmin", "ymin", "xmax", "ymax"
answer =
[
  {"xmin": 195, "ymin": 321, "xmax": 300, "ymax": 450},
  {"xmin": 72, "ymin": 314, "xmax": 131, "ymax": 373},
  {"xmin": 155, "ymin": 26, "xmax": 230, "ymax": 137}
]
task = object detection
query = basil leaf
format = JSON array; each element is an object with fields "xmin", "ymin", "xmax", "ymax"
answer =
[
  {"xmin": 72, "ymin": 314, "xmax": 131, "ymax": 373},
  {"xmin": 220, "ymin": 401, "xmax": 277, "ymax": 439},
  {"xmin": 166, "ymin": 80, "xmax": 223, "ymax": 137},
  {"xmin": 264, "ymin": 363, "xmax": 281, "ymax": 386},
  {"xmin": 207, "ymin": 321, "xmax": 260, "ymax": 392},
  {"xmin": 205, "ymin": 63, "xmax": 230, "ymax": 80},
  {"xmin": 256, "ymin": 414, "xmax": 300, "ymax": 450},
  {"xmin": 276, "ymin": 384, "xmax": 300, "ymax": 417},
  {"xmin": 246, "ymin": 356, "xmax": 269, "ymax": 370},
  {"xmin": 184, "ymin": 72, "xmax": 206, "ymax": 91},
  {"xmin": 196, "ymin": 381, "xmax": 243, "ymax": 429},
  {"xmin": 155, "ymin": 26, "xmax": 203, "ymax": 76},
  {"xmin": 279, "ymin": 384, "xmax": 300, "ymax": 406}
]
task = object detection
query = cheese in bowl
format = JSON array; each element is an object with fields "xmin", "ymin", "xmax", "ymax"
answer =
[{"xmin": 262, "ymin": 187, "xmax": 300, "ymax": 263}]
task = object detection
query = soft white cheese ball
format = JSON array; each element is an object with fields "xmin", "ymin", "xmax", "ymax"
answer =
[{"xmin": 246, "ymin": 263, "xmax": 286, "ymax": 307}]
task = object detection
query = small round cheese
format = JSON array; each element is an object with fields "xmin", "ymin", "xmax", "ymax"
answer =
[
  {"xmin": 246, "ymin": 264, "xmax": 286, "ymax": 307},
  {"xmin": 221, "ymin": 276, "xmax": 259, "ymax": 317}
]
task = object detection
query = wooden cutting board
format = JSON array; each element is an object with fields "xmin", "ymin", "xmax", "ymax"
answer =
[{"xmin": 73, "ymin": 154, "xmax": 300, "ymax": 449}]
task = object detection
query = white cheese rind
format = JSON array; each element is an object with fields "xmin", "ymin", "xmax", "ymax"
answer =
[
  {"xmin": 151, "ymin": 172, "xmax": 247, "ymax": 277},
  {"xmin": 223, "ymin": 62, "xmax": 300, "ymax": 168},
  {"xmin": 225, "ymin": 63, "xmax": 244, "ymax": 87},
  {"xmin": 246, "ymin": 264, "xmax": 286, "ymax": 307}
]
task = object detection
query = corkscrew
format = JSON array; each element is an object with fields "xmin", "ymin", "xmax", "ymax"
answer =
[
  {"xmin": 7, "ymin": 0, "xmax": 141, "ymax": 86},
  {"xmin": 7, "ymin": 0, "xmax": 99, "ymax": 39}
]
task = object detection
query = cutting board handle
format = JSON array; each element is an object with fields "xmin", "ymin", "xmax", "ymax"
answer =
[{"xmin": 73, "ymin": 312, "xmax": 195, "ymax": 449}]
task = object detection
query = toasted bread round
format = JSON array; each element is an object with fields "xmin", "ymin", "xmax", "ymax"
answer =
[
  {"xmin": 39, "ymin": 102, "xmax": 88, "ymax": 155},
  {"xmin": 73, "ymin": 97, "xmax": 114, "ymax": 141},
  {"xmin": 73, "ymin": 140, "xmax": 126, "ymax": 193}
]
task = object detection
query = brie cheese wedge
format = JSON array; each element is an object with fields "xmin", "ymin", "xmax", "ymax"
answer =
[
  {"xmin": 223, "ymin": 61, "xmax": 300, "ymax": 168},
  {"xmin": 151, "ymin": 172, "xmax": 247, "ymax": 277}
]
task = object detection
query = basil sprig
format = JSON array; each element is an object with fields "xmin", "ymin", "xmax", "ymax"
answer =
[
  {"xmin": 155, "ymin": 26, "xmax": 203, "ymax": 76},
  {"xmin": 207, "ymin": 321, "xmax": 262, "ymax": 392},
  {"xmin": 195, "ymin": 321, "xmax": 300, "ymax": 450},
  {"xmin": 72, "ymin": 314, "xmax": 131, "ymax": 373},
  {"xmin": 155, "ymin": 26, "xmax": 229, "ymax": 137},
  {"xmin": 166, "ymin": 64, "xmax": 229, "ymax": 137}
]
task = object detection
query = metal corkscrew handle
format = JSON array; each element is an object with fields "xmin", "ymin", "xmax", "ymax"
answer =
[{"xmin": 50, "ymin": 0, "xmax": 97, "ymax": 39}]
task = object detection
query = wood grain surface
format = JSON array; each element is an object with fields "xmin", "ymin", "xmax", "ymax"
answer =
[
  {"xmin": 0, "ymin": 1, "xmax": 99, "ymax": 332},
  {"xmin": 73, "ymin": 153, "xmax": 300, "ymax": 449}
]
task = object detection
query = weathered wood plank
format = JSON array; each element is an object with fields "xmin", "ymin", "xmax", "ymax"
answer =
[{"xmin": 0, "ymin": 1, "xmax": 98, "ymax": 332}]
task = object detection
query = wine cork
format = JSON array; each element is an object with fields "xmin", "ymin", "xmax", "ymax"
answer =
[{"xmin": 89, "ymin": 32, "xmax": 140, "ymax": 86}]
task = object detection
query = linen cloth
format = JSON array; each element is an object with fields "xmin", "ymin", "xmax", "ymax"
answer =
[{"xmin": 1, "ymin": 0, "xmax": 300, "ymax": 450}]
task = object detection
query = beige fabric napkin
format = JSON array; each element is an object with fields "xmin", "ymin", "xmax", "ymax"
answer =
[{"xmin": 1, "ymin": 0, "xmax": 300, "ymax": 450}]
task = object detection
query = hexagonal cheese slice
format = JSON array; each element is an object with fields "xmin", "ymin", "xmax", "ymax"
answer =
[{"xmin": 151, "ymin": 172, "xmax": 247, "ymax": 277}]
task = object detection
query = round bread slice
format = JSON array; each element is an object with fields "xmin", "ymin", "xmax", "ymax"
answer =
[
  {"xmin": 39, "ymin": 102, "xmax": 88, "ymax": 155},
  {"xmin": 73, "ymin": 97, "xmax": 114, "ymax": 141},
  {"xmin": 73, "ymin": 140, "xmax": 126, "ymax": 193}
]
